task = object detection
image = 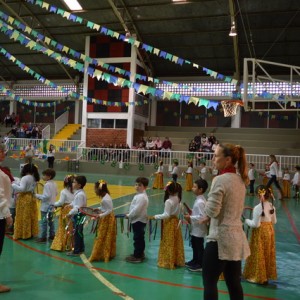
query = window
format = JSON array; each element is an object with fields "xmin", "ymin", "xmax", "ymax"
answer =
[
  {"xmin": 116, "ymin": 119, "xmax": 127, "ymax": 128},
  {"xmin": 87, "ymin": 119, "xmax": 100, "ymax": 128},
  {"xmin": 102, "ymin": 119, "xmax": 114, "ymax": 128}
]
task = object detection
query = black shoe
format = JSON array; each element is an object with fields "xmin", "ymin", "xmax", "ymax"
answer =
[
  {"xmin": 35, "ymin": 237, "xmax": 47, "ymax": 243},
  {"xmin": 66, "ymin": 251, "xmax": 81, "ymax": 257},
  {"xmin": 188, "ymin": 265, "xmax": 202, "ymax": 272},
  {"xmin": 185, "ymin": 260, "xmax": 195, "ymax": 267},
  {"xmin": 49, "ymin": 235, "xmax": 55, "ymax": 241},
  {"xmin": 125, "ymin": 255, "xmax": 143, "ymax": 263}
]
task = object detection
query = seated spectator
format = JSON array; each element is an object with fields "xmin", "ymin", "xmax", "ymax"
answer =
[
  {"xmin": 208, "ymin": 132, "xmax": 217, "ymax": 145},
  {"xmin": 154, "ymin": 137, "xmax": 162, "ymax": 150},
  {"xmin": 4, "ymin": 114, "xmax": 13, "ymax": 127},
  {"xmin": 211, "ymin": 140, "xmax": 219, "ymax": 152},
  {"xmin": 193, "ymin": 133, "xmax": 202, "ymax": 150},
  {"xmin": 188, "ymin": 139, "xmax": 197, "ymax": 152},
  {"xmin": 146, "ymin": 137, "xmax": 155, "ymax": 150},
  {"xmin": 161, "ymin": 137, "xmax": 172, "ymax": 151},
  {"xmin": 200, "ymin": 133, "xmax": 208, "ymax": 146},
  {"xmin": 201, "ymin": 139, "xmax": 212, "ymax": 152}
]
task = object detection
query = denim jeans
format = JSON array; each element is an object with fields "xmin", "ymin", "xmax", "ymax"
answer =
[{"xmin": 40, "ymin": 211, "xmax": 55, "ymax": 239}]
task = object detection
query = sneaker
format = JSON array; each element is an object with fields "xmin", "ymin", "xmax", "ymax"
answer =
[
  {"xmin": 188, "ymin": 265, "xmax": 202, "ymax": 272},
  {"xmin": 35, "ymin": 237, "xmax": 47, "ymax": 243},
  {"xmin": 0, "ymin": 285, "xmax": 11, "ymax": 293},
  {"xmin": 125, "ymin": 255, "xmax": 143, "ymax": 263},
  {"xmin": 66, "ymin": 251, "xmax": 81, "ymax": 257},
  {"xmin": 185, "ymin": 260, "xmax": 195, "ymax": 267}
]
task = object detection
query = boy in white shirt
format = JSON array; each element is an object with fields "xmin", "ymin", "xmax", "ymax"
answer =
[
  {"xmin": 184, "ymin": 179, "xmax": 208, "ymax": 272},
  {"xmin": 126, "ymin": 177, "xmax": 149, "ymax": 263},
  {"xmin": 170, "ymin": 161, "xmax": 179, "ymax": 182},
  {"xmin": 35, "ymin": 169, "xmax": 58, "ymax": 243},
  {"xmin": 292, "ymin": 165, "xmax": 300, "ymax": 198}
]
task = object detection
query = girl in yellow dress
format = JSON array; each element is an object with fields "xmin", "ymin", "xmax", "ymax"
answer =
[
  {"xmin": 89, "ymin": 180, "xmax": 116, "ymax": 262},
  {"xmin": 152, "ymin": 160, "xmax": 164, "ymax": 189},
  {"xmin": 243, "ymin": 185, "xmax": 277, "ymax": 284},
  {"xmin": 184, "ymin": 161, "xmax": 193, "ymax": 191},
  {"xmin": 12, "ymin": 163, "xmax": 40, "ymax": 240},
  {"xmin": 51, "ymin": 175, "xmax": 75, "ymax": 251},
  {"xmin": 151, "ymin": 181, "xmax": 185, "ymax": 269}
]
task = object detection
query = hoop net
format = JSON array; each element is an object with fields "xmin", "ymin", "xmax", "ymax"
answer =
[{"xmin": 221, "ymin": 101, "xmax": 243, "ymax": 117}]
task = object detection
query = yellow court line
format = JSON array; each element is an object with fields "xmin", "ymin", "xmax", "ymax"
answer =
[{"xmin": 80, "ymin": 254, "xmax": 134, "ymax": 300}]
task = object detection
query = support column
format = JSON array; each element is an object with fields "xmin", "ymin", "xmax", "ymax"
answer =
[
  {"xmin": 149, "ymin": 97, "xmax": 157, "ymax": 126},
  {"xmin": 9, "ymin": 99, "xmax": 16, "ymax": 114},
  {"xmin": 231, "ymin": 106, "xmax": 241, "ymax": 128},
  {"xmin": 127, "ymin": 44, "xmax": 138, "ymax": 147}
]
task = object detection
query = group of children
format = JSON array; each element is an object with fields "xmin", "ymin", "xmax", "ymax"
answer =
[{"xmin": 7, "ymin": 160, "xmax": 299, "ymax": 285}]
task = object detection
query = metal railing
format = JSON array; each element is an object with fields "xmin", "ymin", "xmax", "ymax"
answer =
[
  {"xmin": 54, "ymin": 111, "xmax": 69, "ymax": 134},
  {"xmin": 76, "ymin": 147, "xmax": 300, "ymax": 172}
]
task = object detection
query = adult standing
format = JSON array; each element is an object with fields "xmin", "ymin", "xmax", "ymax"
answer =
[
  {"xmin": 266, "ymin": 154, "xmax": 283, "ymax": 200},
  {"xmin": 47, "ymin": 144, "xmax": 55, "ymax": 169},
  {"xmin": 0, "ymin": 144, "xmax": 13, "ymax": 293},
  {"xmin": 200, "ymin": 143, "xmax": 250, "ymax": 300}
]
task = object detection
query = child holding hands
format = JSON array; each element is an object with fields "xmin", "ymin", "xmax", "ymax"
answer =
[
  {"xmin": 126, "ymin": 177, "xmax": 149, "ymax": 263},
  {"xmin": 152, "ymin": 160, "xmax": 164, "ymax": 189},
  {"xmin": 184, "ymin": 161, "xmax": 193, "ymax": 191},
  {"xmin": 184, "ymin": 178, "xmax": 208, "ymax": 272},
  {"xmin": 35, "ymin": 168, "xmax": 58, "ymax": 243},
  {"xmin": 89, "ymin": 180, "xmax": 116, "ymax": 262}
]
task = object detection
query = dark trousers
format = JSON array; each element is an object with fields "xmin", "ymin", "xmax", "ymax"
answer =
[
  {"xmin": 0, "ymin": 219, "xmax": 6, "ymax": 255},
  {"xmin": 132, "ymin": 221, "xmax": 146, "ymax": 258},
  {"xmin": 267, "ymin": 175, "xmax": 282, "ymax": 192},
  {"xmin": 203, "ymin": 242, "xmax": 243, "ymax": 300},
  {"xmin": 172, "ymin": 174, "xmax": 178, "ymax": 182},
  {"xmin": 249, "ymin": 180, "xmax": 255, "ymax": 194},
  {"xmin": 47, "ymin": 157, "xmax": 55, "ymax": 168},
  {"xmin": 191, "ymin": 235, "xmax": 204, "ymax": 266},
  {"xmin": 72, "ymin": 216, "xmax": 85, "ymax": 254}
]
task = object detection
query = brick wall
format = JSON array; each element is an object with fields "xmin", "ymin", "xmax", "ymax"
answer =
[{"xmin": 86, "ymin": 128, "xmax": 127, "ymax": 146}]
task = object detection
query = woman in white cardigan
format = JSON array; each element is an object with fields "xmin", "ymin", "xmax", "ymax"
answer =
[{"xmin": 200, "ymin": 143, "xmax": 250, "ymax": 300}]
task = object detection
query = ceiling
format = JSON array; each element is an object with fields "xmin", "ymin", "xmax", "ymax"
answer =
[{"xmin": 0, "ymin": 0, "xmax": 299, "ymax": 84}]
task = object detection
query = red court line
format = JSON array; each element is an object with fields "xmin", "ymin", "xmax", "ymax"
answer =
[
  {"xmin": 7, "ymin": 236, "xmax": 279, "ymax": 300},
  {"xmin": 281, "ymin": 201, "xmax": 300, "ymax": 244}
]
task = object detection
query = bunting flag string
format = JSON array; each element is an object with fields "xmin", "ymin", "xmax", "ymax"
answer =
[
  {"xmin": 0, "ymin": 20, "xmax": 221, "ymax": 110},
  {"xmin": 24, "ymin": 0, "xmax": 238, "ymax": 86},
  {"xmin": 0, "ymin": 10, "xmax": 211, "ymax": 95},
  {"xmin": 0, "ymin": 46, "xmax": 147, "ymax": 107}
]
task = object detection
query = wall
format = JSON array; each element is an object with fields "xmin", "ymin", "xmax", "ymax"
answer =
[{"xmin": 86, "ymin": 128, "xmax": 127, "ymax": 146}]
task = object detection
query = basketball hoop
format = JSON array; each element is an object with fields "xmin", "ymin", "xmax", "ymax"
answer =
[{"xmin": 221, "ymin": 100, "xmax": 243, "ymax": 117}]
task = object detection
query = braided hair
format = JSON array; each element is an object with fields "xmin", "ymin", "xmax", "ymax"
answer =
[{"xmin": 255, "ymin": 185, "xmax": 274, "ymax": 216}]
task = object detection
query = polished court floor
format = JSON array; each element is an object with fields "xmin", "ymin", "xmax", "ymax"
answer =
[{"xmin": 1, "ymin": 170, "xmax": 300, "ymax": 300}]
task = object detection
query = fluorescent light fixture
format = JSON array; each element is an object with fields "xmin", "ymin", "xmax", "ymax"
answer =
[
  {"xmin": 229, "ymin": 22, "xmax": 237, "ymax": 37},
  {"xmin": 63, "ymin": 0, "xmax": 83, "ymax": 11},
  {"xmin": 172, "ymin": 0, "xmax": 188, "ymax": 3}
]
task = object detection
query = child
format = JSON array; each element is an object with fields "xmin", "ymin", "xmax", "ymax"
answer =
[
  {"xmin": 282, "ymin": 168, "xmax": 291, "ymax": 198},
  {"xmin": 12, "ymin": 163, "xmax": 40, "ymax": 240},
  {"xmin": 151, "ymin": 181, "xmax": 185, "ymax": 269},
  {"xmin": 152, "ymin": 160, "xmax": 164, "ymax": 189},
  {"xmin": 291, "ymin": 165, "xmax": 300, "ymax": 198},
  {"xmin": 199, "ymin": 162, "xmax": 210, "ymax": 181},
  {"xmin": 66, "ymin": 175, "xmax": 87, "ymax": 256},
  {"xmin": 47, "ymin": 144, "xmax": 55, "ymax": 169},
  {"xmin": 184, "ymin": 179, "xmax": 208, "ymax": 272},
  {"xmin": 89, "ymin": 180, "xmax": 116, "ymax": 262},
  {"xmin": 170, "ymin": 161, "xmax": 179, "ymax": 182},
  {"xmin": 125, "ymin": 177, "xmax": 149, "ymax": 263},
  {"xmin": 248, "ymin": 163, "xmax": 256, "ymax": 196},
  {"xmin": 184, "ymin": 161, "xmax": 193, "ymax": 191},
  {"xmin": 35, "ymin": 169, "xmax": 58, "ymax": 243},
  {"xmin": 243, "ymin": 185, "xmax": 277, "ymax": 284},
  {"xmin": 266, "ymin": 154, "xmax": 283, "ymax": 200},
  {"xmin": 51, "ymin": 174, "xmax": 75, "ymax": 251}
]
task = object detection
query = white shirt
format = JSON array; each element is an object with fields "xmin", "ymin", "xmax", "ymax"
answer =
[
  {"xmin": 283, "ymin": 173, "xmax": 290, "ymax": 181},
  {"xmin": 190, "ymin": 195, "xmax": 207, "ymax": 238},
  {"xmin": 0, "ymin": 170, "xmax": 11, "ymax": 219},
  {"xmin": 25, "ymin": 145, "xmax": 34, "ymax": 157},
  {"xmin": 245, "ymin": 201, "xmax": 277, "ymax": 228},
  {"xmin": 269, "ymin": 162, "xmax": 279, "ymax": 176},
  {"xmin": 68, "ymin": 189, "xmax": 87, "ymax": 216},
  {"xmin": 186, "ymin": 166, "xmax": 193, "ymax": 174},
  {"xmin": 55, "ymin": 188, "xmax": 74, "ymax": 207},
  {"xmin": 47, "ymin": 149, "xmax": 55, "ymax": 158},
  {"xmin": 171, "ymin": 166, "xmax": 179, "ymax": 175},
  {"xmin": 36, "ymin": 180, "xmax": 58, "ymax": 212},
  {"xmin": 248, "ymin": 168, "xmax": 256, "ymax": 180},
  {"xmin": 12, "ymin": 174, "xmax": 36, "ymax": 193},
  {"xmin": 156, "ymin": 165, "xmax": 164, "ymax": 173},
  {"xmin": 154, "ymin": 195, "xmax": 181, "ymax": 220},
  {"xmin": 292, "ymin": 172, "xmax": 300, "ymax": 186},
  {"xmin": 200, "ymin": 167, "xmax": 209, "ymax": 180},
  {"xmin": 128, "ymin": 191, "xmax": 149, "ymax": 224},
  {"xmin": 98, "ymin": 193, "xmax": 113, "ymax": 218}
]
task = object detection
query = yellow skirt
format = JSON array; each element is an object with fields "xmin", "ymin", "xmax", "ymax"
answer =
[
  {"xmin": 51, "ymin": 205, "xmax": 74, "ymax": 251},
  {"xmin": 282, "ymin": 180, "xmax": 291, "ymax": 198},
  {"xmin": 153, "ymin": 173, "xmax": 164, "ymax": 189},
  {"xmin": 185, "ymin": 173, "xmax": 193, "ymax": 191},
  {"xmin": 13, "ymin": 192, "xmax": 39, "ymax": 240},
  {"xmin": 89, "ymin": 212, "xmax": 117, "ymax": 262},
  {"xmin": 243, "ymin": 222, "xmax": 277, "ymax": 284},
  {"xmin": 157, "ymin": 216, "xmax": 185, "ymax": 269}
]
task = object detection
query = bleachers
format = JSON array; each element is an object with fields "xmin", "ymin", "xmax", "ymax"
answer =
[{"xmin": 145, "ymin": 126, "xmax": 300, "ymax": 156}]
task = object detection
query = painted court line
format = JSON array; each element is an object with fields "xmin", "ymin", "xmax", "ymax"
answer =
[
  {"xmin": 80, "ymin": 254, "xmax": 134, "ymax": 300},
  {"xmin": 7, "ymin": 237, "xmax": 280, "ymax": 300}
]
